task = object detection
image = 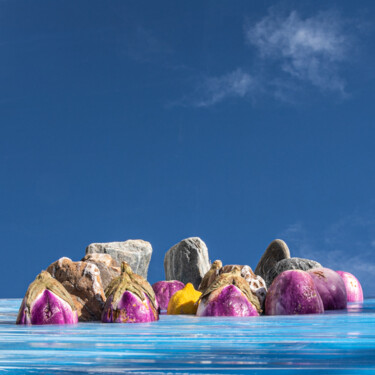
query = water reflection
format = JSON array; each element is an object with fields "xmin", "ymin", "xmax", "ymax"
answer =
[{"xmin": 0, "ymin": 299, "xmax": 375, "ymax": 373}]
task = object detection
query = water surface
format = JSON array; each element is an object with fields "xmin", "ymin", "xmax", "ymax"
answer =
[{"xmin": 0, "ymin": 299, "xmax": 374, "ymax": 374}]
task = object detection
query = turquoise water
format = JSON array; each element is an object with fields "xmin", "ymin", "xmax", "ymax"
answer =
[{"xmin": 0, "ymin": 299, "xmax": 375, "ymax": 374}]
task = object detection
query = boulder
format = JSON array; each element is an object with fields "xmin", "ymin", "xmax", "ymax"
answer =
[
  {"xmin": 255, "ymin": 239, "xmax": 290, "ymax": 286},
  {"xmin": 254, "ymin": 239, "xmax": 321, "ymax": 287},
  {"xmin": 164, "ymin": 237, "xmax": 210, "ymax": 289},
  {"xmin": 81, "ymin": 253, "xmax": 120, "ymax": 291},
  {"xmin": 46, "ymin": 257, "xmax": 106, "ymax": 321},
  {"xmin": 85, "ymin": 240, "xmax": 152, "ymax": 279},
  {"xmin": 271, "ymin": 258, "xmax": 322, "ymax": 286}
]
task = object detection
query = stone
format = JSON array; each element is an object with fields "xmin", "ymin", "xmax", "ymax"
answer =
[
  {"xmin": 85, "ymin": 240, "xmax": 152, "ymax": 279},
  {"xmin": 220, "ymin": 264, "xmax": 267, "ymax": 309},
  {"xmin": 46, "ymin": 257, "xmax": 106, "ymax": 322},
  {"xmin": 272, "ymin": 258, "xmax": 322, "ymax": 285},
  {"xmin": 254, "ymin": 239, "xmax": 322, "ymax": 287},
  {"xmin": 81, "ymin": 253, "xmax": 121, "ymax": 291},
  {"xmin": 254, "ymin": 239, "xmax": 291, "ymax": 286},
  {"xmin": 164, "ymin": 237, "xmax": 210, "ymax": 289}
]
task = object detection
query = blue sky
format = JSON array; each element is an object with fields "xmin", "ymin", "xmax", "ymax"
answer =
[{"xmin": 1, "ymin": 0, "xmax": 375, "ymax": 298}]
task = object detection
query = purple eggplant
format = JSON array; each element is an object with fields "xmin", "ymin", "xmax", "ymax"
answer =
[
  {"xmin": 196, "ymin": 284, "xmax": 259, "ymax": 317},
  {"xmin": 16, "ymin": 271, "xmax": 78, "ymax": 325},
  {"xmin": 152, "ymin": 280, "xmax": 185, "ymax": 310},
  {"xmin": 308, "ymin": 268, "xmax": 347, "ymax": 310},
  {"xmin": 336, "ymin": 271, "xmax": 364, "ymax": 302},
  {"xmin": 265, "ymin": 270, "xmax": 324, "ymax": 315},
  {"xmin": 102, "ymin": 262, "xmax": 159, "ymax": 323}
]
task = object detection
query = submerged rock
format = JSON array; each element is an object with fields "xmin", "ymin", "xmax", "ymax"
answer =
[
  {"xmin": 17, "ymin": 271, "xmax": 78, "ymax": 325},
  {"xmin": 164, "ymin": 237, "xmax": 210, "ymax": 289},
  {"xmin": 86, "ymin": 240, "xmax": 152, "ymax": 279}
]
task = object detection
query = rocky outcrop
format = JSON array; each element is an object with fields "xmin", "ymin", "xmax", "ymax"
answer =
[
  {"xmin": 81, "ymin": 253, "xmax": 120, "ymax": 291},
  {"xmin": 85, "ymin": 240, "xmax": 152, "ymax": 279},
  {"xmin": 164, "ymin": 237, "xmax": 210, "ymax": 289},
  {"xmin": 46, "ymin": 257, "xmax": 106, "ymax": 321},
  {"xmin": 255, "ymin": 239, "xmax": 321, "ymax": 287}
]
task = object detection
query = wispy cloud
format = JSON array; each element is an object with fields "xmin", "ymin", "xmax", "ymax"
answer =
[
  {"xmin": 194, "ymin": 69, "xmax": 256, "ymax": 107},
  {"xmin": 246, "ymin": 10, "xmax": 349, "ymax": 94},
  {"xmin": 280, "ymin": 213, "xmax": 375, "ymax": 297},
  {"xmin": 188, "ymin": 8, "xmax": 356, "ymax": 107}
]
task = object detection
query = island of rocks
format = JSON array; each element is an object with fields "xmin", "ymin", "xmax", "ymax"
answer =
[{"xmin": 16, "ymin": 237, "xmax": 364, "ymax": 325}]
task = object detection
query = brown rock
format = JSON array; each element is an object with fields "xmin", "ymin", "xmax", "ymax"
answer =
[
  {"xmin": 46, "ymin": 257, "xmax": 106, "ymax": 321},
  {"xmin": 81, "ymin": 253, "xmax": 121, "ymax": 291}
]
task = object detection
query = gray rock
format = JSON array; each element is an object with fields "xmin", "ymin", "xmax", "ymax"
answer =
[
  {"xmin": 164, "ymin": 237, "xmax": 210, "ymax": 289},
  {"xmin": 85, "ymin": 240, "xmax": 152, "ymax": 279},
  {"xmin": 81, "ymin": 253, "xmax": 121, "ymax": 291},
  {"xmin": 271, "ymin": 257, "xmax": 322, "ymax": 284},
  {"xmin": 255, "ymin": 239, "xmax": 290, "ymax": 286}
]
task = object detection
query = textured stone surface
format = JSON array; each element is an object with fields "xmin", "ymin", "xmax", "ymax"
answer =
[
  {"xmin": 271, "ymin": 258, "xmax": 322, "ymax": 286},
  {"xmin": 85, "ymin": 240, "xmax": 152, "ymax": 279},
  {"xmin": 255, "ymin": 239, "xmax": 291, "ymax": 285},
  {"xmin": 81, "ymin": 253, "xmax": 120, "ymax": 291},
  {"xmin": 164, "ymin": 237, "xmax": 210, "ymax": 289},
  {"xmin": 220, "ymin": 265, "xmax": 267, "ymax": 308},
  {"xmin": 46, "ymin": 257, "xmax": 106, "ymax": 321}
]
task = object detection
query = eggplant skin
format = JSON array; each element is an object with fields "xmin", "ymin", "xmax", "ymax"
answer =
[
  {"xmin": 308, "ymin": 268, "xmax": 347, "ymax": 310},
  {"xmin": 152, "ymin": 280, "xmax": 185, "ymax": 310},
  {"xmin": 336, "ymin": 271, "xmax": 364, "ymax": 302},
  {"xmin": 265, "ymin": 270, "xmax": 324, "ymax": 315},
  {"xmin": 101, "ymin": 291, "xmax": 159, "ymax": 323},
  {"xmin": 17, "ymin": 290, "xmax": 78, "ymax": 325},
  {"xmin": 196, "ymin": 284, "xmax": 259, "ymax": 317}
]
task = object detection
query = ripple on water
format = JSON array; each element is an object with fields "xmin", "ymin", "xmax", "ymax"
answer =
[{"xmin": 0, "ymin": 299, "xmax": 375, "ymax": 373}]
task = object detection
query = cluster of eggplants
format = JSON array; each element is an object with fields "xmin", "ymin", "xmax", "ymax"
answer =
[
  {"xmin": 16, "ymin": 263, "xmax": 364, "ymax": 324},
  {"xmin": 265, "ymin": 268, "xmax": 363, "ymax": 316}
]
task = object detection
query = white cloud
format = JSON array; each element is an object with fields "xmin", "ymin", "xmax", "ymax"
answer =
[
  {"xmin": 246, "ymin": 10, "xmax": 349, "ymax": 93},
  {"xmin": 280, "ymin": 214, "xmax": 375, "ymax": 297},
  {"xmin": 195, "ymin": 69, "xmax": 256, "ymax": 107}
]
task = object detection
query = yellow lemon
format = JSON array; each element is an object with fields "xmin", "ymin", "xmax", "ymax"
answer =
[{"xmin": 167, "ymin": 283, "xmax": 201, "ymax": 315}]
